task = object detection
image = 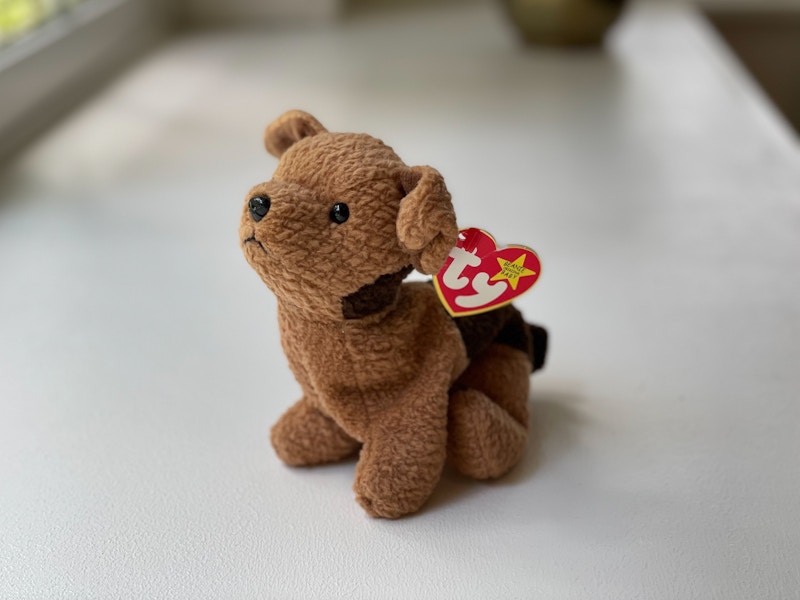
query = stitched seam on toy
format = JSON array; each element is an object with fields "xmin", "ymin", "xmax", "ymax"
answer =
[
  {"xmin": 470, "ymin": 392, "xmax": 491, "ymax": 477},
  {"xmin": 243, "ymin": 236, "xmax": 268, "ymax": 254},
  {"xmin": 341, "ymin": 325, "xmax": 373, "ymax": 432}
]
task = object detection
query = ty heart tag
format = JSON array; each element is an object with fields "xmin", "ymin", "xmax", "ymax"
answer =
[{"xmin": 433, "ymin": 228, "xmax": 542, "ymax": 317}]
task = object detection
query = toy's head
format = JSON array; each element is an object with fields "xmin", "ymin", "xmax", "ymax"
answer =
[{"xmin": 240, "ymin": 110, "xmax": 458, "ymax": 321}]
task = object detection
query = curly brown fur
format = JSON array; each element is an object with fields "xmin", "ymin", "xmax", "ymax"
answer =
[{"xmin": 240, "ymin": 110, "xmax": 547, "ymax": 518}]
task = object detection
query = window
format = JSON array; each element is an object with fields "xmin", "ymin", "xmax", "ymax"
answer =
[
  {"xmin": 0, "ymin": 0, "xmax": 87, "ymax": 48},
  {"xmin": 0, "ymin": 0, "xmax": 168, "ymax": 161}
]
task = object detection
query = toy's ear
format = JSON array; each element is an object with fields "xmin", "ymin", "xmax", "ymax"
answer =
[
  {"xmin": 264, "ymin": 110, "xmax": 328, "ymax": 158},
  {"xmin": 397, "ymin": 165, "xmax": 458, "ymax": 275}
]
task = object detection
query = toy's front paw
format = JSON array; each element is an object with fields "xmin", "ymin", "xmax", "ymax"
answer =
[
  {"xmin": 353, "ymin": 433, "xmax": 447, "ymax": 519},
  {"xmin": 271, "ymin": 398, "xmax": 360, "ymax": 466},
  {"xmin": 354, "ymin": 475, "xmax": 412, "ymax": 519},
  {"xmin": 353, "ymin": 485, "xmax": 392, "ymax": 519}
]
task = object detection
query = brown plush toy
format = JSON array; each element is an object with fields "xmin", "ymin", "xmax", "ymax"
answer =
[{"xmin": 239, "ymin": 110, "xmax": 547, "ymax": 518}]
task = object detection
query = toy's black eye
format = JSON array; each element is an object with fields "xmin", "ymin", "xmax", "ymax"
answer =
[
  {"xmin": 330, "ymin": 202, "xmax": 349, "ymax": 224},
  {"xmin": 248, "ymin": 195, "xmax": 270, "ymax": 222}
]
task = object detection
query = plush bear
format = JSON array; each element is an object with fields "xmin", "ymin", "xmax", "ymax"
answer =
[{"xmin": 239, "ymin": 110, "xmax": 547, "ymax": 518}]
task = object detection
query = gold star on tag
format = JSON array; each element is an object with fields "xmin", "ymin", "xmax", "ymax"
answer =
[{"xmin": 489, "ymin": 254, "xmax": 537, "ymax": 290}]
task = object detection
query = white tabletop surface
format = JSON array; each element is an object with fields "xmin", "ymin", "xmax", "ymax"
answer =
[{"xmin": 1, "ymin": 1, "xmax": 799, "ymax": 598}]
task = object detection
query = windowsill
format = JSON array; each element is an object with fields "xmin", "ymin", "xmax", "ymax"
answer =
[{"xmin": 0, "ymin": 0, "xmax": 171, "ymax": 163}]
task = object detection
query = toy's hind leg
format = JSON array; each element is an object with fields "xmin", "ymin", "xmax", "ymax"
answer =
[
  {"xmin": 271, "ymin": 398, "xmax": 361, "ymax": 466},
  {"xmin": 447, "ymin": 344, "xmax": 531, "ymax": 479}
]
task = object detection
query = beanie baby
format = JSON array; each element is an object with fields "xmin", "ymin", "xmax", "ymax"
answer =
[{"xmin": 239, "ymin": 110, "xmax": 547, "ymax": 518}]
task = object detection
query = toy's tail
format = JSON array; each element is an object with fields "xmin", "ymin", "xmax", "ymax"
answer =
[{"xmin": 529, "ymin": 324, "xmax": 548, "ymax": 372}]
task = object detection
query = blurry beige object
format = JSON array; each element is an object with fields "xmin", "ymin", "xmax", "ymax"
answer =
[{"xmin": 503, "ymin": 0, "xmax": 626, "ymax": 45}]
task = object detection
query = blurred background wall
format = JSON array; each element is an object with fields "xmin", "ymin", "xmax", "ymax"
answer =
[{"xmin": 0, "ymin": 0, "xmax": 798, "ymax": 163}]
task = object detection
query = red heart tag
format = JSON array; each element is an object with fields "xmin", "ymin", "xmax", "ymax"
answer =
[{"xmin": 433, "ymin": 228, "xmax": 542, "ymax": 317}]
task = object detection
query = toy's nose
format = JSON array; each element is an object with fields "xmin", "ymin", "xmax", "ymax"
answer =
[{"xmin": 248, "ymin": 195, "xmax": 271, "ymax": 222}]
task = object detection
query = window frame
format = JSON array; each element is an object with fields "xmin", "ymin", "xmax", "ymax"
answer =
[{"xmin": 0, "ymin": 0, "xmax": 172, "ymax": 162}]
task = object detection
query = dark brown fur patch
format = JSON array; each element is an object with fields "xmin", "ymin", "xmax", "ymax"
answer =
[
  {"xmin": 528, "ymin": 324, "xmax": 548, "ymax": 372},
  {"xmin": 341, "ymin": 265, "xmax": 414, "ymax": 319},
  {"xmin": 453, "ymin": 305, "xmax": 523, "ymax": 358},
  {"xmin": 452, "ymin": 305, "xmax": 548, "ymax": 373}
]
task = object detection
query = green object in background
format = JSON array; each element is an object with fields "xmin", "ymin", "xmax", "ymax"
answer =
[
  {"xmin": 0, "ymin": 0, "xmax": 84, "ymax": 47},
  {"xmin": 503, "ymin": 0, "xmax": 626, "ymax": 46},
  {"xmin": 0, "ymin": 0, "xmax": 44, "ymax": 39}
]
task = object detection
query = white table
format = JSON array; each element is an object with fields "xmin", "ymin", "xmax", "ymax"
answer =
[{"xmin": 2, "ymin": 2, "xmax": 799, "ymax": 598}]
